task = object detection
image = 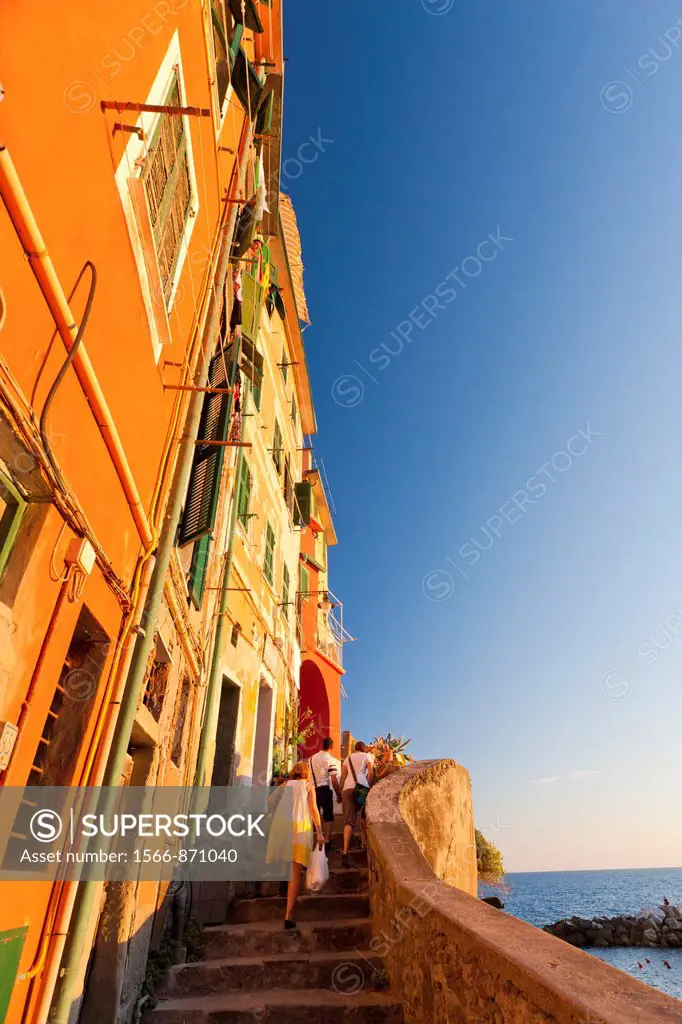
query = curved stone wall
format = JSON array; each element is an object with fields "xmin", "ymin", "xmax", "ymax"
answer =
[{"xmin": 365, "ymin": 760, "xmax": 682, "ymax": 1024}]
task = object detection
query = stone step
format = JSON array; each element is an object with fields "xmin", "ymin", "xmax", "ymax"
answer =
[
  {"xmin": 256, "ymin": 867, "xmax": 368, "ymax": 897},
  {"xmin": 147, "ymin": 987, "xmax": 403, "ymax": 1023},
  {"xmin": 204, "ymin": 918, "xmax": 373, "ymax": 959},
  {"xmin": 160, "ymin": 948, "xmax": 386, "ymax": 997},
  {"xmin": 228, "ymin": 893, "xmax": 370, "ymax": 924},
  {"xmin": 330, "ymin": 848, "xmax": 368, "ymax": 869}
]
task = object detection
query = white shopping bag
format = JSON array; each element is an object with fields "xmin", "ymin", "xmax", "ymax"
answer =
[{"xmin": 306, "ymin": 845, "xmax": 329, "ymax": 892}]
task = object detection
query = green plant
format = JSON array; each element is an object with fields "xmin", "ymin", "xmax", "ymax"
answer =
[{"xmin": 475, "ymin": 829, "xmax": 504, "ymax": 884}]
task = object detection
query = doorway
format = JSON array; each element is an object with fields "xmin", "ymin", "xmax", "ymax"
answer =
[
  {"xmin": 252, "ymin": 679, "xmax": 274, "ymax": 785},
  {"xmin": 211, "ymin": 677, "xmax": 241, "ymax": 786}
]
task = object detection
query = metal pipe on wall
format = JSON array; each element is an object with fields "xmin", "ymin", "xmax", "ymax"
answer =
[{"xmin": 0, "ymin": 142, "xmax": 154, "ymax": 549}]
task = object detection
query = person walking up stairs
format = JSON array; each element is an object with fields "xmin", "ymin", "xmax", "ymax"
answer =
[{"xmin": 148, "ymin": 828, "xmax": 403, "ymax": 1023}]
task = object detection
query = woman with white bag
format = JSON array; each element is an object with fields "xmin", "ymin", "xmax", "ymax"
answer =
[{"xmin": 266, "ymin": 760, "xmax": 325, "ymax": 929}]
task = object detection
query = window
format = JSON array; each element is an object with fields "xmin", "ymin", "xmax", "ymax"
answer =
[
  {"xmin": 142, "ymin": 634, "xmax": 171, "ymax": 722},
  {"xmin": 28, "ymin": 606, "xmax": 110, "ymax": 787},
  {"xmin": 231, "ymin": 47, "xmax": 264, "ymax": 118},
  {"xmin": 210, "ymin": 1, "xmax": 242, "ymax": 111},
  {"xmin": 290, "ymin": 394, "xmax": 297, "ymax": 428},
  {"xmin": 281, "ymin": 346, "xmax": 288, "ymax": 383},
  {"xmin": 178, "ymin": 353, "xmax": 232, "ymax": 546},
  {"xmin": 283, "ymin": 455, "xmax": 294, "ymax": 515},
  {"xmin": 143, "ymin": 72, "xmax": 193, "ymax": 308},
  {"xmin": 237, "ymin": 457, "xmax": 252, "ymax": 527},
  {"xmin": 282, "ymin": 564, "xmax": 290, "ymax": 621},
  {"xmin": 171, "ymin": 676, "xmax": 192, "ymax": 768},
  {"xmin": 0, "ymin": 467, "xmax": 27, "ymax": 579},
  {"xmin": 272, "ymin": 420, "xmax": 282, "ymax": 474},
  {"xmin": 299, "ymin": 564, "xmax": 309, "ymax": 599},
  {"xmin": 188, "ymin": 533, "xmax": 212, "ymax": 609},
  {"xmin": 264, "ymin": 521, "xmax": 275, "ymax": 585}
]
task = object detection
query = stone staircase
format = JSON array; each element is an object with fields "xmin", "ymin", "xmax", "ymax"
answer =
[{"xmin": 148, "ymin": 835, "xmax": 403, "ymax": 1023}]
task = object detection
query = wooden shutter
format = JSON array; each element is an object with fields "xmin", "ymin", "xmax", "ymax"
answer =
[
  {"xmin": 143, "ymin": 74, "xmax": 192, "ymax": 307},
  {"xmin": 178, "ymin": 354, "xmax": 231, "ymax": 546},
  {"xmin": 237, "ymin": 458, "xmax": 252, "ymax": 525},
  {"xmin": 264, "ymin": 522, "xmax": 275, "ymax": 584},
  {"xmin": 255, "ymin": 89, "xmax": 275, "ymax": 136},
  {"xmin": 272, "ymin": 421, "xmax": 282, "ymax": 473},
  {"xmin": 231, "ymin": 48, "xmax": 264, "ymax": 118},
  {"xmin": 283, "ymin": 455, "xmax": 293, "ymax": 514},
  {"xmin": 282, "ymin": 564, "xmax": 290, "ymax": 619},
  {"xmin": 242, "ymin": 271, "xmax": 265, "ymax": 342},
  {"xmin": 189, "ymin": 533, "xmax": 212, "ymax": 609}
]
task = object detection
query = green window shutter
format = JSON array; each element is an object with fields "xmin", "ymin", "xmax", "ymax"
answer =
[
  {"xmin": 280, "ymin": 346, "xmax": 287, "ymax": 383},
  {"xmin": 283, "ymin": 455, "xmax": 293, "ymax": 514},
  {"xmin": 299, "ymin": 565, "xmax": 309, "ymax": 598},
  {"xmin": 294, "ymin": 481, "xmax": 312, "ymax": 527},
  {"xmin": 231, "ymin": 48, "xmax": 264, "ymax": 118},
  {"xmin": 272, "ymin": 421, "xmax": 282, "ymax": 473},
  {"xmin": 0, "ymin": 468, "xmax": 28, "ymax": 579},
  {"xmin": 255, "ymin": 89, "xmax": 275, "ymax": 136},
  {"xmin": 282, "ymin": 563, "xmax": 290, "ymax": 620},
  {"xmin": 237, "ymin": 457, "xmax": 252, "ymax": 526},
  {"xmin": 264, "ymin": 521, "xmax": 275, "ymax": 585},
  {"xmin": 188, "ymin": 533, "xmax": 212, "ymax": 609},
  {"xmin": 242, "ymin": 271, "xmax": 265, "ymax": 342},
  {"xmin": 178, "ymin": 354, "xmax": 231, "ymax": 546},
  {"xmin": 290, "ymin": 395, "xmax": 297, "ymax": 428}
]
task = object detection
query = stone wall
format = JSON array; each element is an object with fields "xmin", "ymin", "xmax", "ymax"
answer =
[
  {"xmin": 399, "ymin": 759, "xmax": 477, "ymax": 895},
  {"xmin": 365, "ymin": 760, "xmax": 682, "ymax": 1024}
]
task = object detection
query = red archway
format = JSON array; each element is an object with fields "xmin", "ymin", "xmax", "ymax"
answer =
[{"xmin": 298, "ymin": 659, "xmax": 331, "ymax": 758}]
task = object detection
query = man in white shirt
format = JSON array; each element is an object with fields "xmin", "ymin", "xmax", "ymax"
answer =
[
  {"xmin": 340, "ymin": 741, "xmax": 375, "ymax": 867},
  {"xmin": 310, "ymin": 737, "xmax": 342, "ymax": 850}
]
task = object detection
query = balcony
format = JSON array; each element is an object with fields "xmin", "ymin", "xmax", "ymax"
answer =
[{"xmin": 315, "ymin": 634, "xmax": 343, "ymax": 669}]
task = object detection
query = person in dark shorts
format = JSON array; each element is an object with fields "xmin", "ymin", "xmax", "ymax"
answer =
[{"xmin": 310, "ymin": 738, "xmax": 341, "ymax": 851}]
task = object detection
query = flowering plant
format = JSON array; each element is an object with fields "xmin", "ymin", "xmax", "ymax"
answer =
[{"xmin": 370, "ymin": 734, "xmax": 414, "ymax": 776}]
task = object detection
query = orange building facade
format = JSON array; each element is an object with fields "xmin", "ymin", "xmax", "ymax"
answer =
[{"xmin": 0, "ymin": 1, "xmax": 295, "ymax": 1021}]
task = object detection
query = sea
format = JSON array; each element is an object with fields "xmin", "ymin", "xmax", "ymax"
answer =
[{"xmin": 489, "ymin": 867, "xmax": 682, "ymax": 1001}]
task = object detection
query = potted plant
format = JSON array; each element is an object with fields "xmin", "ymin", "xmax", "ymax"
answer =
[{"xmin": 370, "ymin": 733, "xmax": 414, "ymax": 780}]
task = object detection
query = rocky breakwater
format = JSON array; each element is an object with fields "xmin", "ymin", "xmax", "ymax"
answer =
[{"xmin": 543, "ymin": 903, "xmax": 682, "ymax": 949}]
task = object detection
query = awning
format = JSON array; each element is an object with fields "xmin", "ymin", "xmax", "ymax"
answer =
[{"xmin": 279, "ymin": 193, "xmax": 310, "ymax": 325}]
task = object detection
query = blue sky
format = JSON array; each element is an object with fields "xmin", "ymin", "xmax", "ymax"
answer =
[{"xmin": 283, "ymin": 0, "xmax": 682, "ymax": 872}]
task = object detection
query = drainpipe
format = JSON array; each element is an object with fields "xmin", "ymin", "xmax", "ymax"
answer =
[
  {"xmin": 0, "ymin": 143, "xmax": 153, "ymax": 548},
  {"xmin": 46, "ymin": 122, "xmax": 253, "ymax": 1024}
]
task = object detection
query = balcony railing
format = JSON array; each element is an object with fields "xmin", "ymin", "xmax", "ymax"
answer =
[{"xmin": 316, "ymin": 634, "xmax": 343, "ymax": 668}]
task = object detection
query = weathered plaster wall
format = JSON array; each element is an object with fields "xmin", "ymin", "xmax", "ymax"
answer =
[
  {"xmin": 399, "ymin": 759, "xmax": 477, "ymax": 896},
  {"xmin": 366, "ymin": 761, "xmax": 682, "ymax": 1024}
]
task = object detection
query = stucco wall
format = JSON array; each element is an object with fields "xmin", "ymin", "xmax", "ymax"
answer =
[
  {"xmin": 366, "ymin": 761, "xmax": 682, "ymax": 1024},
  {"xmin": 399, "ymin": 759, "xmax": 477, "ymax": 895}
]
